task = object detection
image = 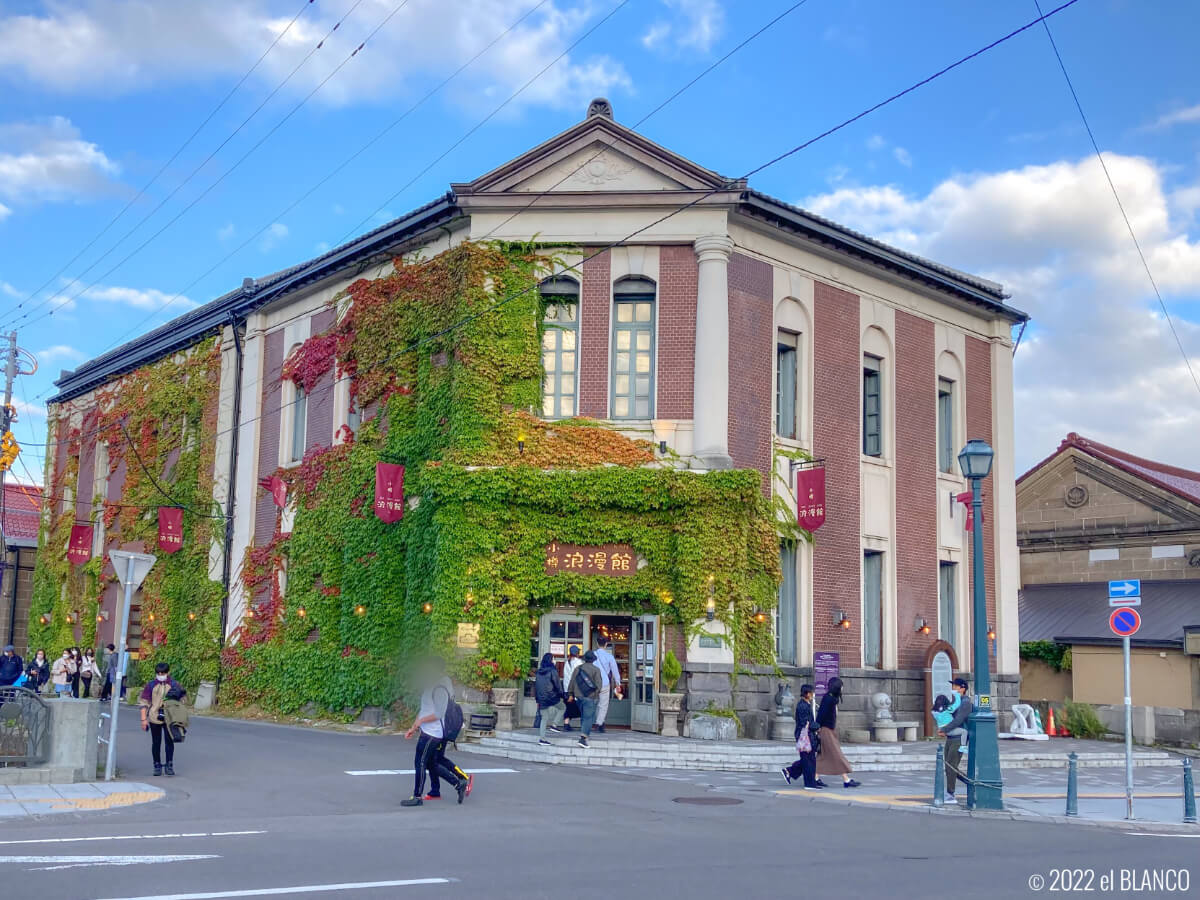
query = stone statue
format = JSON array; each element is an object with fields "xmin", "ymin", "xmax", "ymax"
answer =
[
  {"xmin": 774, "ymin": 681, "xmax": 795, "ymax": 717},
  {"xmin": 871, "ymin": 691, "xmax": 893, "ymax": 722}
]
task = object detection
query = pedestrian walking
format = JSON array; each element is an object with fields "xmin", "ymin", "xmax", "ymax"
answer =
[
  {"xmin": 815, "ymin": 677, "xmax": 861, "ymax": 788},
  {"xmin": 51, "ymin": 649, "xmax": 75, "ymax": 697},
  {"xmin": 69, "ymin": 647, "xmax": 82, "ymax": 697},
  {"xmin": 100, "ymin": 643, "xmax": 121, "ymax": 701},
  {"xmin": 79, "ymin": 648, "xmax": 101, "ymax": 698},
  {"xmin": 937, "ymin": 678, "xmax": 973, "ymax": 804},
  {"xmin": 0, "ymin": 644, "xmax": 24, "ymax": 687},
  {"xmin": 401, "ymin": 658, "xmax": 468, "ymax": 808},
  {"xmin": 534, "ymin": 653, "xmax": 566, "ymax": 745},
  {"xmin": 781, "ymin": 684, "xmax": 821, "ymax": 789},
  {"xmin": 592, "ymin": 638, "xmax": 621, "ymax": 733},
  {"xmin": 567, "ymin": 650, "xmax": 603, "ymax": 749},
  {"xmin": 26, "ymin": 649, "xmax": 50, "ymax": 694},
  {"xmin": 139, "ymin": 662, "xmax": 187, "ymax": 776},
  {"xmin": 561, "ymin": 645, "xmax": 582, "ymax": 731}
]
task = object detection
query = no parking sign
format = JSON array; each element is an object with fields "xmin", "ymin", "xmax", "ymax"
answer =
[{"xmin": 1109, "ymin": 607, "xmax": 1141, "ymax": 638}]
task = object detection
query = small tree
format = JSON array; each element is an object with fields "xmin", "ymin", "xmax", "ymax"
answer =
[{"xmin": 662, "ymin": 650, "xmax": 682, "ymax": 693}]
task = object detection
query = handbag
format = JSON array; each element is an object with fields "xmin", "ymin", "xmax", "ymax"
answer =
[{"xmin": 795, "ymin": 727, "xmax": 811, "ymax": 754}]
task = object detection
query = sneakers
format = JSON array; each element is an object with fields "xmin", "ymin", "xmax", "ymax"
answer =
[
  {"xmin": 594, "ymin": 724, "xmax": 606, "ymax": 733},
  {"xmin": 423, "ymin": 793, "xmax": 441, "ymax": 800},
  {"xmin": 164, "ymin": 764, "xmax": 175, "ymax": 777},
  {"xmin": 561, "ymin": 724, "xmax": 573, "ymax": 732},
  {"xmin": 804, "ymin": 782, "xmax": 824, "ymax": 790},
  {"xmin": 456, "ymin": 779, "xmax": 467, "ymax": 805},
  {"xmin": 780, "ymin": 767, "xmax": 793, "ymax": 785},
  {"xmin": 465, "ymin": 774, "xmax": 474, "ymax": 797},
  {"xmin": 578, "ymin": 736, "xmax": 589, "ymax": 748},
  {"xmin": 814, "ymin": 779, "xmax": 828, "ymax": 788},
  {"xmin": 548, "ymin": 726, "xmax": 562, "ymax": 734},
  {"xmin": 538, "ymin": 739, "xmax": 552, "ymax": 746},
  {"xmin": 152, "ymin": 764, "xmax": 163, "ymax": 777},
  {"xmin": 400, "ymin": 797, "xmax": 423, "ymax": 807},
  {"xmin": 843, "ymin": 779, "xmax": 862, "ymax": 788},
  {"xmin": 944, "ymin": 792, "xmax": 957, "ymax": 804}
]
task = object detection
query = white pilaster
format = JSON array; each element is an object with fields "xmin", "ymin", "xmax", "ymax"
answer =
[
  {"xmin": 225, "ymin": 321, "xmax": 265, "ymax": 640},
  {"xmin": 692, "ymin": 234, "xmax": 734, "ymax": 469},
  {"xmin": 990, "ymin": 335, "xmax": 1020, "ymax": 676}
]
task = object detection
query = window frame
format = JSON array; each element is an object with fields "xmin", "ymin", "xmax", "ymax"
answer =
[
  {"xmin": 862, "ymin": 355, "xmax": 883, "ymax": 458},
  {"xmin": 540, "ymin": 278, "xmax": 580, "ymax": 420},
  {"xmin": 610, "ymin": 289, "xmax": 656, "ymax": 421},
  {"xmin": 289, "ymin": 385, "xmax": 307, "ymax": 464},
  {"xmin": 938, "ymin": 561, "xmax": 958, "ymax": 648},
  {"xmin": 776, "ymin": 541, "xmax": 798, "ymax": 665},
  {"xmin": 863, "ymin": 550, "xmax": 884, "ymax": 669},
  {"xmin": 938, "ymin": 377, "xmax": 955, "ymax": 473},
  {"xmin": 776, "ymin": 330, "xmax": 799, "ymax": 440}
]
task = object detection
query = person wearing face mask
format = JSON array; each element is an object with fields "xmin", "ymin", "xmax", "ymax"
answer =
[
  {"xmin": 0, "ymin": 644, "xmax": 23, "ymax": 687},
  {"xmin": 26, "ymin": 649, "xmax": 50, "ymax": 694},
  {"xmin": 69, "ymin": 647, "xmax": 83, "ymax": 697},
  {"xmin": 139, "ymin": 663, "xmax": 187, "ymax": 776},
  {"xmin": 79, "ymin": 648, "xmax": 101, "ymax": 698},
  {"xmin": 51, "ymin": 649, "xmax": 76, "ymax": 697}
]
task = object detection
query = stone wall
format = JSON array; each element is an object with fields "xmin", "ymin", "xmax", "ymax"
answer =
[{"xmin": 1094, "ymin": 704, "xmax": 1200, "ymax": 748}]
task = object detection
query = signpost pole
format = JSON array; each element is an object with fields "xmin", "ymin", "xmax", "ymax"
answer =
[
  {"xmin": 1123, "ymin": 633, "xmax": 1133, "ymax": 820},
  {"xmin": 104, "ymin": 555, "xmax": 135, "ymax": 782}
]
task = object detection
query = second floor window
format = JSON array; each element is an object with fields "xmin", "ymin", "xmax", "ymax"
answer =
[
  {"xmin": 541, "ymin": 277, "xmax": 579, "ymax": 419},
  {"xmin": 611, "ymin": 279, "xmax": 656, "ymax": 420},
  {"xmin": 863, "ymin": 355, "xmax": 882, "ymax": 457},
  {"xmin": 776, "ymin": 331, "xmax": 799, "ymax": 440},
  {"xmin": 290, "ymin": 386, "xmax": 307, "ymax": 463},
  {"xmin": 938, "ymin": 377, "xmax": 955, "ymax": 473}
]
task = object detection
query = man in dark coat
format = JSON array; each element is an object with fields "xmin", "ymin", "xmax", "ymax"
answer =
[
  {"xmin": 0, "ymin": 645, "xmax": 24, "ymax": 687},
  {"xmin": 938, "ymin": 677, "xmax": 973, "ymax": 804},
  {"xmin": 534, "ymin": 653, "xmax": 566, "ymax": 745}
]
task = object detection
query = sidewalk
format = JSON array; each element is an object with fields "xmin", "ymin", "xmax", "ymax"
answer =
[{"xmin": 0, "ymin": 783, "xmax": 164, "ymax": 817}]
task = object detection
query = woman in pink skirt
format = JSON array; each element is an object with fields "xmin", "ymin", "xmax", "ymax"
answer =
[{"xmin": 815, "ymin": 677, "xmax": 861, "ymax": 788}]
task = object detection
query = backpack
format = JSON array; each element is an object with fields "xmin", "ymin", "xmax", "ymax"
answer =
[
  {"xmin": 437, "ymin": 685, "xmax": 464, "ymax": 743},
  {"xmin": 573, "ymin": 666, "xmax": 597, "ymax": 699}
]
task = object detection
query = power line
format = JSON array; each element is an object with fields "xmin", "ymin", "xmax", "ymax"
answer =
[
  {"xmin": 1032, "ymin": 0, "xmax": 1200, "ymax": 399},
  {"xmin": 119, "ymin": 423, "xmax": 226, "ymax": 520},
  {"xmin": 0, "ymin": 0, "xmax": 376, "ymax": 332},
  {"xmin": 2, "ymin": 0, "xmax": 319, "ymax": 324},
  {"xmin": 35, "ymin": 0, "xmax": 1081, "ymax": 459}
]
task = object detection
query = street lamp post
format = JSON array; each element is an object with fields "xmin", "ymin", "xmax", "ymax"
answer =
[{"xmin": 957, "ymin": 438, "xmax": 1003, "ymax": 811}]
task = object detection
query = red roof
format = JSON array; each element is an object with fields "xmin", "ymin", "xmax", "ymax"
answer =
[
  {"xmin": 2, "ymin": 482, "xmax": 42, "ymax": 545},
  {"xmin": 1019, "ymin": 432, "xmax": 1200, "ymax": 506}
]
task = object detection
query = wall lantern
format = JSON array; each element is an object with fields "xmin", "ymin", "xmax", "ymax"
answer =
[
  {"xmin": 914, "ymin": 616, "xmax": 931, "ymax": 635},
  {"xmin": 66, "ymin": 611, "xmax": 77, "ymax": 625},
  {"xmin": 354, "ymin": 604, "xmax": 367, "ymax": 617},
  {"xmin": 296, "ymin": 607, "xmax": 307, "ymax": 619},
  {"xmin": 752, "ymin": 610, "xmax": 767, "ymax": 625},
  {"xmin": 147, "ymin": 613, "xmax": 156, "ymax": 623},
  {"xmin": 530, "ymin": 616, "xmax": 539, "ymax": 628},
  {"xmin": 987, "ymin": 624, "xmax": 996, "ymax": 642},
  {"xmin": 96, "ymin": 610, "xmax": 110, "ymax": 623},
  {"xmin": 833, "ymin": 610, "xmax": 851, "ymax": 630},
  {"xmin": 187, "ymin": 611, "xmax": 197, "ymax": 622},
  {"xmin": 421, "ymin": 602, "xmax": 433, "ymax": 615},
  {"xmin": 39, "ymin": 613, "xmax": 51, "ymax": 626},
  {"xmin": 651, "ymin": 419, "xmax": 673, "ymax": 457},
  {"xmin": 705, "ymin": 575, "xmax": 716, "ymax": 621}
]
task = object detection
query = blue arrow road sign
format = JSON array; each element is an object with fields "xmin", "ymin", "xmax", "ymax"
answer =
[{"xmin": 1108, "ymin": 579, "xmax": 1141, "ymax": 599}]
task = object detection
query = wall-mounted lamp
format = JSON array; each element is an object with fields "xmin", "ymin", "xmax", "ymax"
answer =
[
  {"xmin": 38, "ymin": 613, "xmax": 51, "ymax": 626},
  {"xmin": 651, "ymin": 420, "xmax": 674, "ymax": 458},
  {"xmin": 296, "ymin": 606, "xmax": 307, "ymax": 619},
  {"xmin": 421, "ymin": 602, "xmax": 433, "ymax": 615},
  {"xmin": 147, "ymin": 613, "xmax": 155, "ymax": 623},
  {"xmin": 987, "ymin": 624, "xmax": 996, "ymax": 642},
  {"xmin": 914, "ymin": 616, "xmax": 931, "ymax": 635},
  {"xmin": 530, "ymin": 616, "xmax": 539, "ymax": 628},
  {"xmin": 187, "ymin": 611, "xmax": 197, "ymax": 622},
  {"xmin": 705, "ymin": 575, "xmax": 716, "ymax": 621},
  {"xmin": 96, "ymin": 609, "xmax": 110, "ymax": 623},
  {"xmin": 354, "ymin": 604, "xmax": 367, "ymax": 617},
  {"xmin": 659, "ymin": 441, "xmax": 668, "ymax": 455},
  {"xmin": 65, "ymin": 612, "xmax": 77, "ymax": 625},
  {"xmin": 833, "ymin": 610, "xmax": 851, "ymax": 629},
  {"xmin": 752, "ymin": 610, "xmax": 768, "ymax": 624},
  {"xmin": 517, "ymin": 432, "xmax": 526, "ymax": 455}
]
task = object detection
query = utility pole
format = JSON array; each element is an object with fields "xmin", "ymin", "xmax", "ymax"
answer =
[{"xmin": 0, "ymin": 332, "xmax": 17, "ymax": 642}]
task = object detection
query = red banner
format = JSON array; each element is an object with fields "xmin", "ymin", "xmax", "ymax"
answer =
[
  {"xmin": 67, "ymin": 524, "xmax": 93, "ymax": 566},
  {"xmin": 158, "ymin": 507, "xmax": 184, "ymax": 554},
  {"xmin": 956, "ymin": 491, "xmax": 986, "ymax": 531},
  {"xmin": 796, "ymin": 466, "xmax": 826, "ymax": 531},
  {"xmin": 258, "ymin": 475, "xmax": 287, "ymax": 508},
  {"xmin": 374, "ymin": 462, "xmax": 405, "ymax": 523}
]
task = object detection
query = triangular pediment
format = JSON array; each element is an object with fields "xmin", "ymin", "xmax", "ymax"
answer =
[{"xmin": 452, "ymin": 111, "xmax": 742, "ymax": 197}]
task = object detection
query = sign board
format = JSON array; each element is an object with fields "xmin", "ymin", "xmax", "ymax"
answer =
[
  {"xmin": 1108, "ymin": 580, "xmax": 1141, "ymax": 606},
  {"xmin": 1109, "ymin": 607, "xmax": 1141, "ymax": 637},
  {"xmin": 455, "ymin": 622, "xmax": 480, "ymax": 649},
  {"xmin": 976, "ymin": 694, "xmax": 992, "ymax": 710},
  {"xmin": 813, "ymin": 651, "xmax": 840, "ymax": 700},
  {"xmin": 697, "ymin": 635, "xmax": 722, "ymax": 649},
  {"xmin": 544, "ymin": 543, "xmax": 637, "ymax": 576},
  {"xmin": 929, "ymin": 651, "xmax": 953, "ymax": 703}
]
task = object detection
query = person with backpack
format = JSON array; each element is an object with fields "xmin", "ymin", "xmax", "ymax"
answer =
[
  {"xmin": 534, "ymin": 653, "xmax": 566, "ymax": 745},
  {"xmin": 402, "ymin": 657, "xmax": 468, "ymax": 807},
  {"xmin": 567, "ymin": 650, "xmax": 603, "ymax": 749}
]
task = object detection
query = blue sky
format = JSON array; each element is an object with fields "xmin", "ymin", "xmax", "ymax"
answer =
[{"xmin": 1, "ymin": 0, "xmax": 1198, "ymax": 484}]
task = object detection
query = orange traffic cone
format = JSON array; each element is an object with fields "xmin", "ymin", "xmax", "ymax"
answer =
[{"xmin": 1046, "ymin": 706, "xmax": 1059, "ymax": 737}]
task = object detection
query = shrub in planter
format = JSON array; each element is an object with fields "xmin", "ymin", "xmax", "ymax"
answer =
[{"xmin": 662, "ymin": 650, "xmax": 682, "ymax": 693}]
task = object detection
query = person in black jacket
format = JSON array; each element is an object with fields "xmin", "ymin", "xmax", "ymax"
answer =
[
  {"xmin": 0, "ymin": 645, "xmax": 23, "ymax": 687},
  {"xmin": 781, "ymin": 684, "xmax": 821, "ymax": 789},
  {"xmin": 814, "ymin": 677, "xmax": 861, "ymax": 788},
  {"xmin": 26, "ymin": 649, "xmax": 50, "ymax": 693},
  {"xmin": 938, "ymin": 677, "xmax": 974, "ymax": 804},
  {"xmin": 534, "ymin": 653, "xmax": 566, "ymax": 745}
]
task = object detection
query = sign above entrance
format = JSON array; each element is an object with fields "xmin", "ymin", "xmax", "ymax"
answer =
[{"xmin": 544, "ymin": 542, "xmax": 637, "ymax": 576}]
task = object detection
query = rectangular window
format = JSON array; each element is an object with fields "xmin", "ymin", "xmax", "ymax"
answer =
[
  {"xmin": 776, "ymin": 331, "xmax": 798, "ymax": 439},
  {"xmin": 938, "ymin": 378, "xmax": 955, "ymax": 473},
  {"xmin": 939, "ymin": 561, "xmax": 957, "ymax": 647},
  {"xmin": 346, "ymin": 404, "xmax": 361, "ymax": 436},
  {"xmin": 541, "ymin": 299, "xmax": 578, "ymax": 418},
  {"xmin": 863, "ymin": 355, "xmax": 882, "ymax": 457},
  {"xmin": 611, "ymin": 298, "xmax": 655, "ymax": 419},
  {"xmin": 290, "ymin": 387, "xmax": 307, "ymax": 463},
  {"xmin": 863, "ymin": 550, "xmax": 883, "ymax": 668},
  {"xmin": 776, "ymin": 541, "xmax": 797, "ymax": 665}
]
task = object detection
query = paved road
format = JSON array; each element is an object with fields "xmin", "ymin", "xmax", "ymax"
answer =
[{"xmin": 1, "ymin": 714, "xmax": 1196, "ymax": 900}]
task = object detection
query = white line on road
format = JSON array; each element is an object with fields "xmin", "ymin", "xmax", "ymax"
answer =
[
  {"xmin": 94, "ymin": 877, "xmax": 452, "ymax": 899},
  {"xmin": 0, "ymin": 831, "xmax": 266, "ymax": 846},
  {"xmin": 1124, "ymin": 832, "xmax": 1200, "ymax": 838},
  {"xmin": 0, "ymin": 854, "xmax": 218, "ymax": 871},
  {"xmin": 344, "ymin": 768, "xmax": 517, "ymax": 775}
]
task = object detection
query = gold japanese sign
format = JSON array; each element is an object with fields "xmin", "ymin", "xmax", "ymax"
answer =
[
  {"xmin": 544, "ymin": 542, "xmax": 636, "ymax": 576},
  {"xmin": 456, "ymin": 623, "xmax": 480, "ymax": 649}
]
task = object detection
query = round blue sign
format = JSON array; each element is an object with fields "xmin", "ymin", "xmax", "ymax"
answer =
[{"xmin": 1109, "ymin": 607, "xmax": 1141, "ymax": 637}]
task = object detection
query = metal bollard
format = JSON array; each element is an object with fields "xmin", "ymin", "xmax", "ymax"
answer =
[
  {"xmin": 1184, "ymin": 758, "xmax": 1197, "ymax": 825},
  {"xmin": 933, "ymin": 743, "xmax": 945, "ymax": 808},
  {"xmin": 1065, "ymin": 751, "xmax": 1079, "ymax": 818}
]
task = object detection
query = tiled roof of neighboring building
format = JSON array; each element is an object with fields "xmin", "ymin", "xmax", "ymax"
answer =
[
  {"xmin": 1019, "ymin": 432, "xmax": 1200, "ymax": 507},
  {"xmin": 1019, "ymin": 580, "xmax": 1200, "ymax": 647},
  {"xmin": 2, "ymin": 482, "xmax": 42, "ymax": 548}
]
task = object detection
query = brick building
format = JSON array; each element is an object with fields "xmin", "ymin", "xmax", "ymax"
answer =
[
  {"xmin": 0, "ymin": 482, "xmax": 41, "ymax": 655},
  {"xmin": 42, "ymin": 101, "xmax": 1025, "ymax": 736}
]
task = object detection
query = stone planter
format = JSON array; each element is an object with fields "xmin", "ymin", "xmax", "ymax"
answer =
[
  {"xmin": 685, "ymin": 712, "xmax": 737, "ymax": 742},
  {"xmin": 491, "ymin": 687, "xmax": 518, "ymax": 732},
  {"xmin": 659, "ymin": 692, "xmax": 684, "ymax": 737}
]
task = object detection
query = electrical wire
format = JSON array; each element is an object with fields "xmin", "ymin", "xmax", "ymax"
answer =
[
  {"xmin": 1, "ymin": 0, "xmax": 319, "ymax": 323},
  {"xmin": 1032, "ymin": 0, "xmax": 1200, "ymax": 399},
  {"xmin": 119, "ymin": 423, "xmax": 226, "ymax": 520}
]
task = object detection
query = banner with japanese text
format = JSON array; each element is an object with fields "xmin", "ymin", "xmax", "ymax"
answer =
[
  {"xmin": 67, "ymin": 524, "xmax": 93, "ymax": 565},
  {"xmin": 796, "ymin": 466, "xmax": 826, "ymax": 531},
  {"xmin": 259, "ymin": 475, "xmax": 287, "ymax": 508},
  {"xmin": 158, "ymin": 507, "xmax": 184, "ymax": 554},
  {"xmin": 375, "ymin": 462, "xmax": 405, "ymax": 523}
]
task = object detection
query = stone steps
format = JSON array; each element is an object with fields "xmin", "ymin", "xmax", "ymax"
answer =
[{"xmin": 466, "ymin": 733, "xmax": 1179, "ymax": 773}]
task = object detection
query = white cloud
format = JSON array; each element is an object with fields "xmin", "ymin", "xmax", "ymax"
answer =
[
  {"xmin": 0, "ymin": 202, "xmax": 9, "ymax": 220},
  {"xmin": 0, "ymin": 1, "xmax": 630, "ymax": 112},
  {"xmin": 36, "ymin": 344, "xmax": 84, "ymax": 363},
  {"xmin": 0, "ymin": 116, "xmax": 119, "ymax": 207},
  {"xmin": 0, "ymin": 281, "xmax": 19, "ymax": 298},
  {"xmin": 893, "ymin": 146, "xmax": 912, "ymax": 168},
  {"xmin": 865, "ymin": 134, "xmax": 886, "ymax": 151},
  {"xmin": 803, "ymin": 153, "xmax": 1200, "ymax": 472},
  {"xmin": 80, "ymin": 284, "xmax": 195, "ymax": 312},
  {"xmin": 641, "ymin": 0, "xmax": 724, "ymax": 53},
  {"xmin": 217, "ymin": 222, "xmax": 235, "ymax": 242},
  {"xmin": 12, "ymin": 398, "xmax": 46, "ymax": 419},
  {"xmin": 1147, "ymin": 103, "xmax": 1200, "ymax": 131},
  {"xmin": 314, "ymin": 241, "xmax": 331, "ymax": 253},
  {"xmin": 260, "ymin": 222, "xmax": 289, "ymax": 252}
]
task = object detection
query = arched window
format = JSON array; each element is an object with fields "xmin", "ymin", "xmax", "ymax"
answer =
[
  {"xmin": 540, "ymin": 276, "xmax": 579, "ymax": 418},
  {"xmin": 611, "ymin": 277, "xmax": 656, "ymax": 420}
]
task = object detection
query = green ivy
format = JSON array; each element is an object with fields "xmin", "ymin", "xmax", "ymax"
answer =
[{"xmin": 1019, "ymin": 640, "xmax": 1072, "ymax": 672}]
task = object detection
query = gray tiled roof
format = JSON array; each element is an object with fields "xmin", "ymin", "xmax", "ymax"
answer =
[{"xmin": 1019, "ymin": 580, "xmax": 1200, "ymax": 647}]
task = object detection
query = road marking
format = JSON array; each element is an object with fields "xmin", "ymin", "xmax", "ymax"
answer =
[
  {"xmin": 0, "ymin": 831, "xmax": 265, "ymax": 847},
  {"xmin": 344, "ymin": 768, "xmax": 518, "ymax": 775},
  {"xmin": 0, "ymin": 854, "xmax": 218, "ymax": 871},
  {"xmin": 94, "ymin": 877, "xmax": 452, "ymax": 899},
  {"xmin": 777, "ymin": 791, "xmax": 1183, "ymax": 801},
  {"xmin": 1125, "ymin": 833, "xmax": 1200, "ymax": 838}
]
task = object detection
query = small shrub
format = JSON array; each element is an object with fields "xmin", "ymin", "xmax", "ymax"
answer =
[
  {"xmin": 1064, "ymin": 699, "xmax": 1107, "ymax": 740},
  {"xmin": 662, "ymin": 650, "xmax": 682, "ymax": 693},
  {"xmin": 702, "ymin": 701, "xmax": 743, "ymax": 736}
]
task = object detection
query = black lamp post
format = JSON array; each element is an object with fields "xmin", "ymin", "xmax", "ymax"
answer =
[{"xmin": 957, "ymin": 438, "xmax": 1003, "ymax": 810}]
